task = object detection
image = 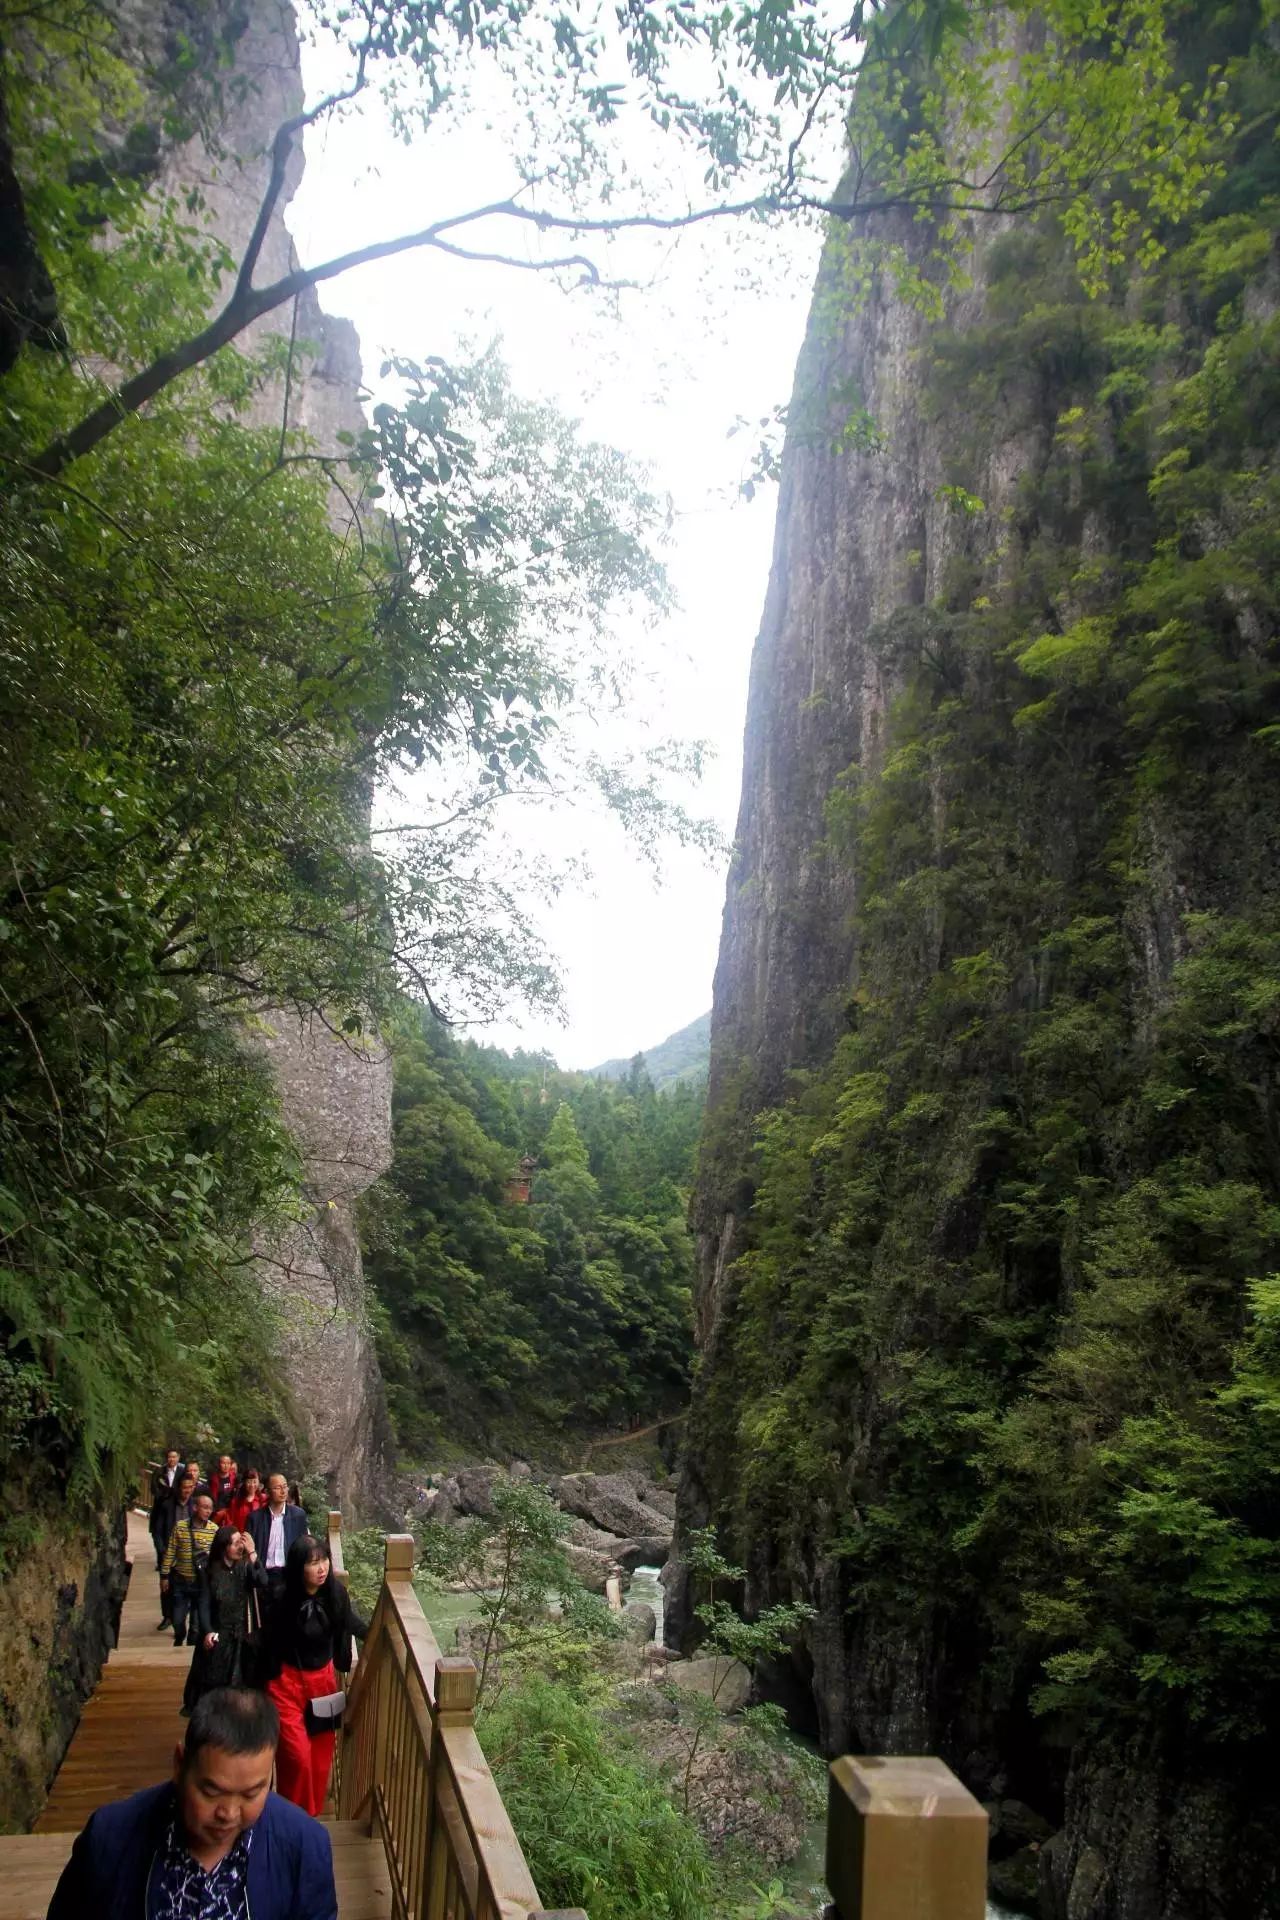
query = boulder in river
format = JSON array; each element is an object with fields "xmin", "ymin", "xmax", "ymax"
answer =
[
  {"xmin": 622, "ymin": 1602, "xmax": 657, "ymax": 1643},
  {"xmin": 665, "ymin": 1655, "xmax": 751, "ymax": 1713},
  {"xmin": 553, "ymin": 1470, "xmax": 674, "ymax": 1543}
]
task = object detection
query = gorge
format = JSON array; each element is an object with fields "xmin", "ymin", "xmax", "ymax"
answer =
[{"xmin": 3, "ymin": 5, "xmax": 1279, "ymax": 1917}]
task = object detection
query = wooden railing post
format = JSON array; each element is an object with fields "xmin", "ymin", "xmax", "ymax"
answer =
[
  {"xmin": 435, "ymin": 1656, "xmax": 477, "ymax": 1721},
  {"xmin": 423, "ymin": 1656, "xmax": 475, "ymax": 1918},
  {"xmin": 385, "ymin": 1533, "xmax": 416, "ymax": 1580},
  {"xmin": 327, "ymin": 1510, "xmax": 348, "ymax": 1589},
  {"xmin": 825, "ymin": 1756, "xmax": 987, "ymax": 1920},
  {"xmin": 367, "ymin": 1534, "xmax": 414, "ymax": 1839}
]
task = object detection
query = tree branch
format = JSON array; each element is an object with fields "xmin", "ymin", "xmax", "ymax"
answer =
[{"xmin": 24, "ymin": 145, "xmax": 1126, "ymax": 484}]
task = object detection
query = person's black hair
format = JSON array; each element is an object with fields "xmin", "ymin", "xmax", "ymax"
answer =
[
  {"xmin": 282, "ymin": 1533, "xmax": 335, "ymax": 1610},
  {"xmin": 182, "ymin": 1688, "xmax": 278, "ymax": 1765},
  {"xmin": 208, "ymin": 1525, "xmax": 238, "ymax": 1570}
]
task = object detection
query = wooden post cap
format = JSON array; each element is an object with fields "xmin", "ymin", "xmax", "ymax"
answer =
[
  {"xmin": 327, "ymin": 1509, "xmax": 342, "ymax": 1533},
  {"xmin": 528, "ymin": 1911, "xmax": 589, "ymax": 1918},
  {"xmin": 826, "ymin": 1756, "xmax": 988, "ymax": 1920},
  {"xmin": 383, "ymin": 1533, "xmax": 415, "ymax": 1577},
  {"xmin": 436, "ymin": 1655, "xmax": 478, "ymax": 1717}
]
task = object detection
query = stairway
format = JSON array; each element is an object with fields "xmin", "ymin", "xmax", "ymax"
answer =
[{"xmin": 0, "ymin": 1512, "xmax": 391, "ymax": 1919}]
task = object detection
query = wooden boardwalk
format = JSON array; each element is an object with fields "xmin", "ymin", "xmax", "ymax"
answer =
[{"xmin": 0, "ymin": 1510, "xmax": 391, "ymax": 1918}]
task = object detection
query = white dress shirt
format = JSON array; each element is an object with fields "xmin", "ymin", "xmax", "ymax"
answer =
[{"xmin": 266, "ymin": 1507, "xmax": 287, "ymax": 1569}]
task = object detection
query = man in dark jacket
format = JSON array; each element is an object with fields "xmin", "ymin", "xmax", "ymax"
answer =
[
  {"xmin": 46, "ymin": 1686, "xmax": 336, "ymax": 1920},
  {"xmin": 149, "ymin": 1462, "xmax": 193, "ymax": 1631},
  {"xmin": 248, "ymin": 1474, "xmax": 309, "ymax": 1615},
  {"xmin": 150, "ymin": 1448, "xmax": 184, "ymax": 1508}
]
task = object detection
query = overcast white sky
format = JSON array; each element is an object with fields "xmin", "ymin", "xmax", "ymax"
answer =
[{"xmin": 289, "ymin": 30, "xmax": 827, "ymax": 1069}]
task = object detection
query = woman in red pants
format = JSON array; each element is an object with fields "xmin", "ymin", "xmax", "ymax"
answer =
[{"xmin": 260, "ymin": 1534, "xmax": 368, "ymax": 1815}]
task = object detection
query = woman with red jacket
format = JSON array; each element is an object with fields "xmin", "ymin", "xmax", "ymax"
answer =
[{"xmin": 217, "ymin": 1466, "xmax": 267, "ymax": 1532}]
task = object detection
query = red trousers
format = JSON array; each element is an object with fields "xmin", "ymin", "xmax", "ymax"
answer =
[{"xmin": 267, "ymin": 1660, "xmax": 338, "ymax": 1816}]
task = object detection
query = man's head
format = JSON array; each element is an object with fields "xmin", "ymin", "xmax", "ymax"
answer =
[
  {"xmin": 164, "ymin": 1448, "xmax": 180, "ymax": 1470},
  {"xmin": 185, "ymin": 1458, "xmax": 201, "ymax": 1481},
  {"xmin": 193, "ymin": 1492, "xmax": 214, "ymax": 1526},
  {"xmin": 267, "ymin": 1472, "xmax": 288, "ymax": 1510},
  {"xmin": 217, "ymin": 1453, "xmax": 233, "ymax": 1477},
  {"xmin": 173, "ymin": 1689, "xmax": 278, "ymax": 1852},
  {"xmin": 177, "ymin": 1473, "xmax": 196, "ymax": 1503}
]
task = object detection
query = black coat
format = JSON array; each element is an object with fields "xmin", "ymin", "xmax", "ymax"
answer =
[
  {"xmin": 150, "ymin": 1485, "xmax": 192, "ymax": 1553},
  {"xmin": 185, "ymin": 1559, "xmax": 265, "ymax": 1708},
  {"xmin": 260, "ymin": 1580, "xmax": 368, "ymax": 1681}
]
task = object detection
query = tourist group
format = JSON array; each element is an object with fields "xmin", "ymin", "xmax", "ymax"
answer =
[
  {"xmin": 46, "ymin": 1449, "xmax": 370, "ymax": 1919},
  {"xmin": 147, "ymin": 1446, "xmax": 366, "ymax": 1817}
]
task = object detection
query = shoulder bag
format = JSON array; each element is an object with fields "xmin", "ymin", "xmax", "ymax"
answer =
[{"xmin": 304, "ymin": 1689, "xmax": 346, "ymax": 1735}]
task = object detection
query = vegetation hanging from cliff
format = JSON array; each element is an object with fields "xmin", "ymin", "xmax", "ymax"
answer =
[
  {"xmin": 5, "ymin": 0, "xmax": 1240, "ymax": 478},
  {"xmin": 0, "ymin": 6, "xmax": 710, "ymax": 1500},
  {"xmin": 695, "ymin": 0, "xmax": 1280, "ymax": 1760},
  {"xmin": 0, "ymin": 0, "xmax": 1261, "ymax": 1509},
  {"xmin": 362, "ymin": 1012, "xmax": 703, "ymax": 1451}
]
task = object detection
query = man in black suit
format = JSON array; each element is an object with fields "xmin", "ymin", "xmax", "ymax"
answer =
[
  {"xmin": 151, "ymin": 1448, "xmax": 184, "ymax": 1507},
  {"xmin": 149, "ymin": 1454, "xmax": 189, "ymax": 1631},
  {"xmin": 248, "ymin": 1473, "xmax": 309, "ymax": 1615}
]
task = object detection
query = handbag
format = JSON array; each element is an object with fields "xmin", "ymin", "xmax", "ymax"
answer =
[{"xmin": 304, "ymin": 1689, "xmax": 346, "ymax": 1735}]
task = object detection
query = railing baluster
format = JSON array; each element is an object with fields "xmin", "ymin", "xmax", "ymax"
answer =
[{"xmin": 335, "ymin": 1525, "xmax": 545, "ymax": 1920}]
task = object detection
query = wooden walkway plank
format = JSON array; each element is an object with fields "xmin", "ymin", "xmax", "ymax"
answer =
[{"xmin": 33, "ymin": 1512, "xmax": 186, "ymax": 1833}]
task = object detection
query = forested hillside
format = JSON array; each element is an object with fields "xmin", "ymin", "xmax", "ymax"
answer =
[
  {"xmin": 591, "ymin": 1010, "xmax": 712, "ymax": 1093},
  {"xmin": 362, "ymin": 1012, "xmax": 703, "ymax": 1458}
]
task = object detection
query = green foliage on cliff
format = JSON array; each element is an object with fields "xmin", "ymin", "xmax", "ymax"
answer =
[
  {"xmin": 696, "ymin": 0, "xmax": 1280, "ymax": 1755},
  {"xmin": 362, "ymin": 1011, "xmax": 703, "ymax": 1451},
  {"xmin": 0, "ymin": 11, "xmax": 695, "ymax": 1499}
]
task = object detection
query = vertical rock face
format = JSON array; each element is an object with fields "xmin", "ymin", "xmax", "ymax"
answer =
[
  {"xmin": 0, "ymin": 1472, "xmax": 127, "ymax": 1830},
  {"xmin": 157, "ymin": 0, "xmax": 393, "ymax": 1513},
  {"xmin": 682, "ymin": 206, "xmax": 1025, "ymax": 1732},
  {"xmin": 682, "ymin": 38, "xmax": 1280, "ymax": 1920},
  {"xmin": 252, "ymin": 1012, "xmax": 392, "ymax": 1511},
  {"xmin": 694, "ymin": 212, "xmax": 999, "ymax": 1342}
]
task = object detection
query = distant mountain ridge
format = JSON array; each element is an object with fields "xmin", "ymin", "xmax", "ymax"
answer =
[{"xmin": 589, "ymin": 1011, "xmax": 711, "ymax": 1092}]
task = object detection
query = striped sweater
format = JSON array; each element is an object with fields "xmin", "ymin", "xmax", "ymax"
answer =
[{"xmin": 161, "ymin": 1518, "xmax": 217, "ymax": 1583}]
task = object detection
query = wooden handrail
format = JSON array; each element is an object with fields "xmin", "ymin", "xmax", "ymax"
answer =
[
  {"xmin": 328, "ymin": 1515, "xmax": 552, "ymax": 1920},
  {"xmin": 326, "ymin": 1510, "xmax": 348, "ymax": 1590}
]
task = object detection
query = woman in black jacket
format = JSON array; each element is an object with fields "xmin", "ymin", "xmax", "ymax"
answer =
[
  {"xmin": 183, "ymin": 1525, "xmax": 264, "ymax": 1713},
  {"xmin": 262, "ymin": 1534, "xmax": 368, "ymax": 1814}
]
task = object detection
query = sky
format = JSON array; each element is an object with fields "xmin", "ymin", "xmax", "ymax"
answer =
[{"xmin": 288, "ymin": 22, "xmax": 829, "ymax": 1069}]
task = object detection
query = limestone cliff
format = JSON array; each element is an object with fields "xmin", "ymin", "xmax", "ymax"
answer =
[
  {"xmin": 154, "ymin": 0, "xmax": 394, "ymax": 1512},
  {"xmin": 680, "ymin": 16, "xmax": 1280, "ymax": 1920}
]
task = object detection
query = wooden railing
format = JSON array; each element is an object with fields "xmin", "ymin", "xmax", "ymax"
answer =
[
  {"xmin": 324, "ymin": 1516, "xmax": 991, "ymax": 1920},
  {"xmin": 326, "ymin": 1514, "xmax": 580, "ymax": 1920}
]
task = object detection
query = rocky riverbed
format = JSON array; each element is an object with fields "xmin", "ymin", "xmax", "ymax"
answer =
[{"xmin": 412, "ymin": 1462, "xmax": 678, "ymax": 1601}]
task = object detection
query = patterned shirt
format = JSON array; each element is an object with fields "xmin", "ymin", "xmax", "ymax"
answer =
[
  {"xmin": 153, "ymin": 1818, "xmax": 253, "ymax": 1919},
  {"xmin": 161, "ymin": 1518, "xmax": 218, "ymax": 1583}
]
